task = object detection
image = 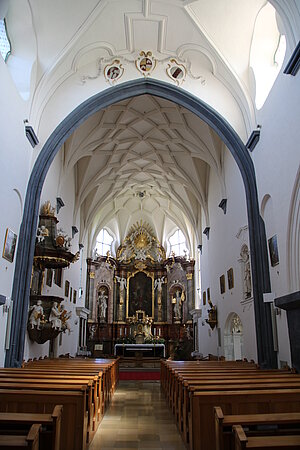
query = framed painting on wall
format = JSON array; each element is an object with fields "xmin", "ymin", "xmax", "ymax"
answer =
[
  {"xmin": 268, "ymin": 235, "xmax": 279, "ymax": 267},
  {"xmin": 65, "ymin": 280, "xmax": 70, "ymax": 297},
  {"xmin": 227, "ymin": 268, "xmax": 234, "ymax": 289},
  {"xmin": 219, "ymin": 274, "xmax": 225, "ymax": 294},
  {"xmin": 2, "ymin": 228, "xmax": 17, "ymax": 263}
]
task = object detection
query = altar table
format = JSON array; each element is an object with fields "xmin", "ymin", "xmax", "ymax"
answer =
[{"xmin": 114, "ymin": 343, "xmax": 165, "ymax": 358}]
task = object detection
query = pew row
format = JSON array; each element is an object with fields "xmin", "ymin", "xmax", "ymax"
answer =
[
  {"xmin": 0, "ymin": 423, "xmax": 41, "ymax": 450},
  {"xmin": 0, "ymin": 357, "xmax": 119, "ymax": 450},
  {"xmin": 190, "ymin": 389, "xmax": 300, "ymax": 450},
  {"xmin": 0, "ymin": 405, "xmax": 62, "ymax": 450},
  {"xmin": 233, "ymin": 424, "xmax": 300, "ymax": 449}
]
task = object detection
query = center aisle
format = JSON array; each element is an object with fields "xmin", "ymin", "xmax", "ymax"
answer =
[{"xmin": 89, "ymin": 380, "xmax": 186, "ymax": 450}]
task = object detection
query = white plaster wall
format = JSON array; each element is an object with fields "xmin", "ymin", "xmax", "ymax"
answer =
[
  {"xmin": 198, "ymin": 148, "xmax": 257, "ymax": 362},
  {"xmin": 251, "ymin": 63, "xmax": 300, "ymax": 366},
  {"xmin": 0, "ymin": 58, "xmax": 33, "ymax": 366},
  {"xmin": 24, "ymin": 150, "xmax": 84, "ymax": 360}
]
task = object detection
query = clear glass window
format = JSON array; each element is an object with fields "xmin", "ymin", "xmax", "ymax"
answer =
[
  {"xmin": 0, "ymin": 19, "xmax": 11, "ymax": 62},
  {"xmin": 169, "ymin": 229, "xmax": 189, "ymax": 257},
  {"xmin": 95, "ymin": 229, "xmax": 114, "ymax": 256}
]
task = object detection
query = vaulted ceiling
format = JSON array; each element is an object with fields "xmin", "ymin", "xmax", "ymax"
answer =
[
  {"xmin": 61, "ymin": 94, "xmax": 226, "ymax": 253},
  {"xmin": 6, "ymin": 0, "xmax": 299, "ymax": 255}
]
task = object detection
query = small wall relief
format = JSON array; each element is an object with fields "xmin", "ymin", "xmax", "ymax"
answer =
[
  {"xmin": 104, "ymin": 59, "xmax": 124, "ymax": 85},
  {"xmin": 166, "ymin": 59, "xmax": 186, "ymax": 86},
  {"xmin": 136, "ymin": 51, "xmax": 156, "ymax": 77}
]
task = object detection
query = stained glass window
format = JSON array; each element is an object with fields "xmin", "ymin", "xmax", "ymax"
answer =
[{"xmin": 0, "ymin": 19, "xmax": 11, "ymax": 62}]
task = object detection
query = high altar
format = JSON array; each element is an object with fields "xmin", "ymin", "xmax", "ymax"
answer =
[{"xmin": 85, "ymin": 222, "xmax": 195, "ymax": 358}]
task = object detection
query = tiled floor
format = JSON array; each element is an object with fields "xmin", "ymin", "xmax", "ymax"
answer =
[{"xmin": 89, "ymin": 380, "xmax": 186, "ymax": 450}]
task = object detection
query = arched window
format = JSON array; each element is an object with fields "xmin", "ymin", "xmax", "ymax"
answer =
[
  {"xmin": 169, "ymin": 229, "xmax": 189, "ymax": 257},
  {"xmin": 0, "ymin": 19, "xmax": 11, "ymax": 62},
  {"xmin": 94, "ymin": 229, "xmax": 114, "ymax": 256},
  {"xmin": 250, "ymin": 3, "xmax": 286, "ymax": 109}
]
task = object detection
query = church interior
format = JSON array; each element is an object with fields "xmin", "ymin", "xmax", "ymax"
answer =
[{"xmin": 0, "ymin": 0, "xmax": 300, "ymax": 449}]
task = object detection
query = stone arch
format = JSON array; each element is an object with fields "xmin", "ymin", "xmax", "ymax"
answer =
[
  {"xmin": 224, "ymin": 312, "xmax": 244, "ymax": 361},
  {"xmin": 5, "ymin": 78, "xmax": 276, "ymax": 368},
  {"xmin": 287, "ymin": 166, "xmax": 300, "ymax": 292}
]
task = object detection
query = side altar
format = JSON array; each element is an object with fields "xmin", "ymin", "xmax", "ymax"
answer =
[{"xmin": 86, "ymin": 221, "xmax": 195, "ymax": 358}]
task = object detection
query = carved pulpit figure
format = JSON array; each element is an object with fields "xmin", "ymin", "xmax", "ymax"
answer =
[
  {"xmin": 49, "ymin": 302, "xmax": 62, "ymax": 330},
  {"xmin": 28, "ymin": 300, "xmax": 44, "ymax": 330}
]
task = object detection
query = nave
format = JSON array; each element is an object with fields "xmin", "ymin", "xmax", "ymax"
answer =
[{"xmin": 90, "ymin": 381, "xmax": 186, "ymax": 450}]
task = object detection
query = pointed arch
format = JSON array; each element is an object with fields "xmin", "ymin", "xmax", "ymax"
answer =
[{"xmin": 5, "ymin": 78, "xmax": 275, "ymax": 368}]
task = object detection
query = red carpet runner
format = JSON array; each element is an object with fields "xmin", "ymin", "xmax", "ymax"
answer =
[{"xmin": 119, "ymin": 371, "xmax": 160, "ymax": 380}]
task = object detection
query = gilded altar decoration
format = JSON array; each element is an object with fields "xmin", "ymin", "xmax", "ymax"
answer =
[
  {"xmin": 40, "ymin": 201, "xmax": 55, "ymax": 217},
  {"xmin": 166, "ymin": 59, "xmax": 186, "ymax": 86},
  {"xmin": 116, "ymin": 221, "xmax": 165, "ymax": 263},
  {"xmin": 104, "ymin": 59, "xmax": 124, "ymax": 85},
  {"xmin": 136, "ymin": 51, "xmax": 156, "ymax": 77}
]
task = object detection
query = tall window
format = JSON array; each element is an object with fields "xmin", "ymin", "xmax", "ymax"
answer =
[
  {"xmin": 95, "ymin": 229, "xmax": 113, "ymax": 256},
  {"xmin": 169, "ymin": 229, "xmax": 189, "ymax": 257},
  {"xmin": 0, "ymin": 19, "xmax": 11, "ymax": 61}
]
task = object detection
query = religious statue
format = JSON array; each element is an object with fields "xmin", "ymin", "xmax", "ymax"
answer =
[
  {"xmin": 173, "ymin": 289, "xmax": 182, "ymax": 321},
  {"xmin": 60, "ymin": 303, "xmax": 72, "ymax": 334},
  {"xmin": 154, "ymin": 276, "xmax": 165, "ymax": 292},
  {"xmin": 116, "ymin": 276, "xmax": 127, "ymax": 291},
  {"xmin": 49, "ymin": 301, "xmax": 62, "ymax": 330},
  {"xmin": 244, "ymin": 261, "xmax": 252, "ymax": 298},
  {"xmin": 40, "ymin": 201, "xmax": 55, "ymax": 217},
  {"xmin": 241, "ymin": 245, "xmax": 252, "ymax": 299},
  {"xmin": 36, "ymin": 225, "xmax": 49, "ymax": 243},
  {"xmin": 28, "ymin": 300, "xmax": 44, "ymax": 330},
  {"xmin": 98, "ymin": 290, "xmax": 108, "ymax": 322}
]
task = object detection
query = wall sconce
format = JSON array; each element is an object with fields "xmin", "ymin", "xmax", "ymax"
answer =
[
  {"xmin": 197, "ymin": 244, "xmax": 202, "ymax": 254},
  {"xmin": 79, "ymin": 243, "xmax": 84, "ymax": 251},
  {"xmin": 72, "ymin": 226, "xmax": 78, "ymax": 238},
  {"xmin": 24, "ymin": 120, "xmax": 39, "ymax": 147},
  {"xmin": 218, "ymin": 198, "xmax": 227, "ymax": 214},
  {"xmin": 56, "ymin": 197, "xmax": 65, "ymax": 214},
  {"xmin": 203, "ymin": 227, "xmax": 210, "ymax": 240}
]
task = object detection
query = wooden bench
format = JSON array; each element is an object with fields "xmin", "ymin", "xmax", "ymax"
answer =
[
  {"xmin": 0, "ymin": 374, "xmax": 97, "ymax": 444},
  {"xmin": 189, "ymin": 388, "xmax": 300, "ymax": 450},
  {"xmin": 0, "ymin": 406, "xmax": 62, "ymax": 450},
  {"xmin": 0, "ymin": 423, "xmax": 41, "ymax": 450},
  {"xmin": 215, "ymin": 408, "xmax": 300, "ymax": 450},
  {"xmin": 0, "ymin": 388, "xmax": 88, "ymax": 450},
  {"xmin": 180, "ymin": 376, "xmax": 300, "ymax": 444},
  {"xmin": 233, "ymin": 424, "xmax": 300, "ymax": 449}
]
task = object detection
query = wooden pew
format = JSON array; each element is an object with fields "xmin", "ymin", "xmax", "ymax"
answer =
[
  {"xmin": 0, "ymin": 405, "xmax": 62, "ymax": 450},
  {"xmin": 215, "ymin": 408, "xmax": 300, "ymax": 450},
  {"xmin": 0, "ymin": 423, "xmax": 41, "ymax": 450},
  {"xmin": 0, "ymin": 388, "xmax": 88, "ymax": 450},
  {"xmin": 233, "ymin": 424, "xmax": 300, "ymax": 449},
  {"xmin": 0, "ymin": 372, "xmax": 98, "ymax": 443},
  {"xmin": 179, "ymin": 375, "xmax": 300, "ymax": 442},
  {"xmin": 189, "ymin": 388, "xmax": 300, "ymax": 450}
]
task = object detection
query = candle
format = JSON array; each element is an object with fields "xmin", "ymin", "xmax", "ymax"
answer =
[
  {"xmin": 124, "ymin": 328, "xmax": 127, "ymax": 336},
  {"xmin": 120, "ymin": 328, "xmax": 122, "ymax": 336},
  {"xmin": 158, "ymin": 329, "xmax": 161, "ymax": 336},
  {"xmin": 154, "ymin": 328, "xmax": 156, "ymax": 336}
]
